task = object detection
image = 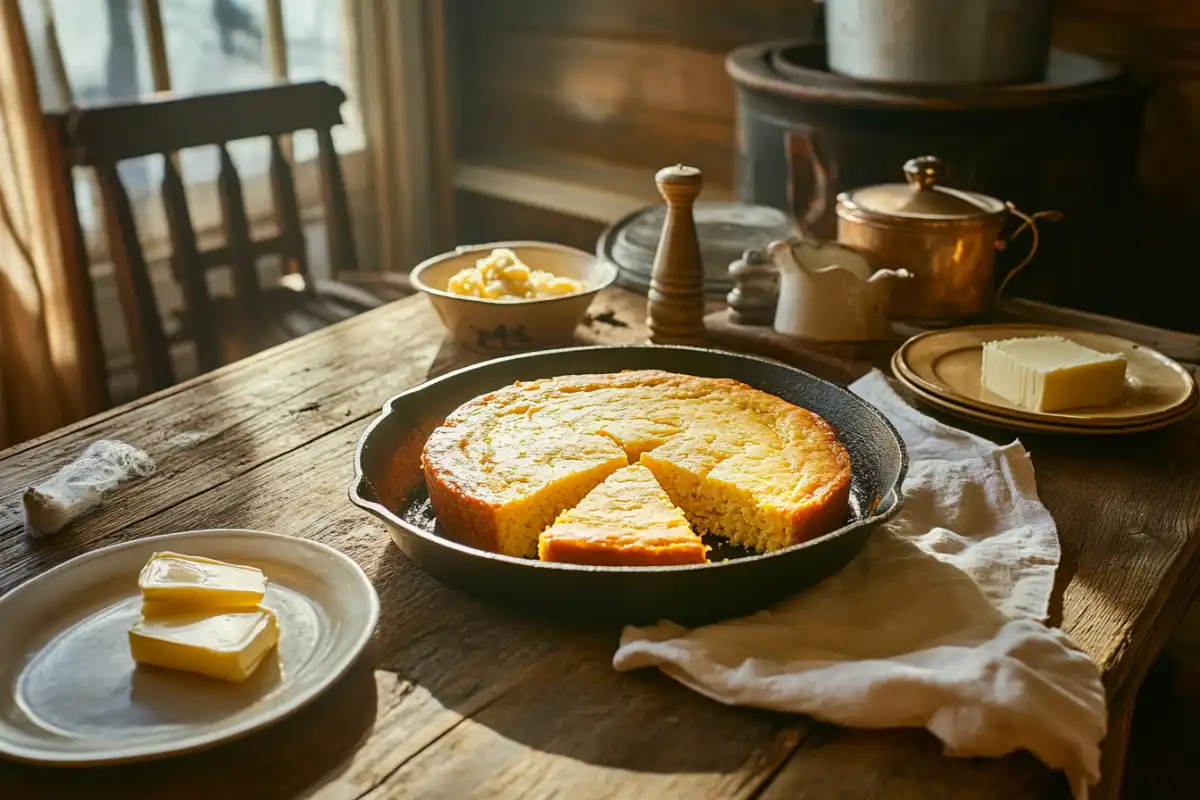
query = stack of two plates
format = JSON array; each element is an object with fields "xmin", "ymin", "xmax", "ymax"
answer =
[{"xmin": 890, "ymin": 324, "xmax": 1199, "ymax": 435}]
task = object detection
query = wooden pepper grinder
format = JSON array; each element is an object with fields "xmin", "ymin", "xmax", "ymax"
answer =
[{"xmin": 647, "ymin": 164, "xmax": 706, "ymax": 345}]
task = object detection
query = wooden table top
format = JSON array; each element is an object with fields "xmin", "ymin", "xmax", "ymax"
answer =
[{"xmin": 2, "ymin": 287, "xmax": 1199, "ymax": 799}]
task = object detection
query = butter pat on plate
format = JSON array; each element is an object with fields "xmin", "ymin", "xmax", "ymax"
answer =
[
  {"xmin": 138, "ymin": 551, "xmax": 266, "ymax": 608},
  {"xmin": 129, "ymin": 606, "xmax": 280, "ymax": 682},
  {"xmin": 981, "ymin": 335, "xmax": 1128, "ymax": 412}
]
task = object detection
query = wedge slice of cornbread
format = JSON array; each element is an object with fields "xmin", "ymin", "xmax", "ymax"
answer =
[{"xmin": 538, "ymin": 464, "xmax": 707, "ymax": 566}]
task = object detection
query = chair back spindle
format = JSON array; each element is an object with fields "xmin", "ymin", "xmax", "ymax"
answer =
[
  {"xmin": 159, "ymin": 154, "xmax": 219, "ymax": 372},
  {"xmin": 93, "ymin": 161, "xmax": 175, "ymax": 391},
  {"xmin": 268, "ymin": 134, "xmax": 310, "ymax": 281},
  {"xmin": 317, "ymin": 127, "xmax": 357, "ymax": 273},
  {"xmin": 49, "ymin": 81, "xmax": 357, "ymax": 397},
  {"xmin": 216, "ymin": 143, "xmax": 264, "ymax": 327}
]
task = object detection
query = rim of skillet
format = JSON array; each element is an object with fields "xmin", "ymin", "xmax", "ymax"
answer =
[{"xmin": 349, "ymin": 344, "xmax": 909, "ymax": 573}]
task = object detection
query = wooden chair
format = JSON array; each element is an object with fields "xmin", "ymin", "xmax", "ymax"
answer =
[{"xmin": 47, "ymin": 81, "xmax": 415, "ymax": 398}]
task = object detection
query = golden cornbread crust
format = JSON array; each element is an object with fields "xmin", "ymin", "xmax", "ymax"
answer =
[{"xmin": 421, "ymin": 370, "xmax": 852, "ymax": 561}]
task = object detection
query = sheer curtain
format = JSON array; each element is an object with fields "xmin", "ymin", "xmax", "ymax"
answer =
[
  {"xmin": 350, "ymin": 0, "xmax": 454, "ymax": 270},
  {"xmin": 0, "ymin": 0, "xmax": 104, "ymax": 448}
]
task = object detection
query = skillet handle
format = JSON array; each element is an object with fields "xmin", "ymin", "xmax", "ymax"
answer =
[{"xmin": 870, "ymin": 487, "xmax": 904, "ymax": 517}]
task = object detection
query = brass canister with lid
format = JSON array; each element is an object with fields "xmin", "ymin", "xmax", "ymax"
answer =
[{"xmin": 835, "ymin": 156, "xmax": 1059, "ymax": 325}]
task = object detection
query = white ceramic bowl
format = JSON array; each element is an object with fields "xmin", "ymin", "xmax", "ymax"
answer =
[{"xmin": 411, "ymin": 241, "xmax": 618, "ymax": 354}]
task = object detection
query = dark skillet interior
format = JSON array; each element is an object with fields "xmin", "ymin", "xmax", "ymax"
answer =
[{"xmin": 351, "ymin": 345, "xmax": 907, "ymax": 626}]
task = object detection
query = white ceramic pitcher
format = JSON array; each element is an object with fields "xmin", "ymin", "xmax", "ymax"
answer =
[{"xmin": 769, "ymin": 238, "xmax": 911, "ymax": 342}]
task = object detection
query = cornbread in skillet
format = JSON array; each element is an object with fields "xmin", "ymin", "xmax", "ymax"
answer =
[
  {"xmin": 420, "ymin": 370, "xmax": 851, "ymax": 561},
  {"xmin": 538, "ymin": 464, "xmax": 707, "ymax": 566}
]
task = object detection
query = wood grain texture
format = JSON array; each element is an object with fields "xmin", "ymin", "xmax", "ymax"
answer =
[
  {"xmin": 454, "ymin": 190, "xmax": 608, "ymax": 253},
  {"xmin": 462, "ymin": 81, "xmax": 737, "ymax": 191},
  {"xmin": 2, "ymin": 288, "xmax": 1199, "ymax": 798},
  {"xmin": 449, "ymin": 0, "xmax": 815, "ymax": 192},
  {"xmin": 757, "ymin": 726, "xmax": 1060, "ymax": 800},
  {"xmin": 458, "ymin": 0, "xmax": 818, "ymax": 52},
  {"xmin": 704, "ymin": 309, "xmax": 884, "ymax": 385},
  {"xmin": 1053, "ymin": 1, "xmax": 1200, "ymax": 331}
]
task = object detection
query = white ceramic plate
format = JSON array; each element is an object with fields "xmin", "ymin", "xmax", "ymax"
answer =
[
  {"xmin": 891, "ymin": 351, "xmax": 1198, "ymax": 435},
  {"xmin": 894, "ymin": 324, "xmax": 1197, "ymax": 426},
  {"xmin": 0, "ymin": 529, "xmax": 379, "ymax": 766}
]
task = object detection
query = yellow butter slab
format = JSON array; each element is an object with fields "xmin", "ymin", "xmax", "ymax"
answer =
[
  {"xmin": 129, "ymin": 606, "xmax": 279, "ymax": 683},
  {"xmin": 137, "ymin": 551, "xmax": 266, "ymax": 608},
  {"xmin": 981, "ymin": 336, "xmax": 1127, "ymax": 413}
]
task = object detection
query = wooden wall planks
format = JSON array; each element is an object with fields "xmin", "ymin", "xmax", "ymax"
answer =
[
  {"xmin": 1054, "ymin": 0, "xmax": 1200, "ymax": 329},
  {"xmin": 450, "ymin": 0, "xmax": 817, "ymax": 201},
  {"xmin": 449, "ymin": 0, "xmax": 1200, "ymax": 329},
  {"xmin": 454, "ymin": 191, "xmax": 606, "ymax": 254},
  {"xmin": 456, "ymin": 0, "xmax": 819, "ymax": 54}
]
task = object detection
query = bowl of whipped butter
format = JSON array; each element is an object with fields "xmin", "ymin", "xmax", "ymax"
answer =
[{"xmin": 411, "ymin": 241, "xmax": 618, "ymax": 353}]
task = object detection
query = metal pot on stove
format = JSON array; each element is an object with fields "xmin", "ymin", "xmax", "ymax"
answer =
[{"xmin": 835, "ymin": 156, "xmax": 1061, "ymax": 325}]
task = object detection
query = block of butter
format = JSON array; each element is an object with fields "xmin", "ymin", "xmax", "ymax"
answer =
[
  {"xmin": 138, "ymin": 552, "xmax": 266, "ymax": 608},
  {"xmin": 129, "ymin": 606, "xmax": 280, "ymax": 682},
  {"xmin": 980, "ymin": 335, "xmax": 1127, "ymax": 412}
]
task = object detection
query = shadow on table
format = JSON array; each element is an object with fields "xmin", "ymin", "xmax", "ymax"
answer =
[
  {"xmin": 0, "ymin": 650, "xmax": 379, "ymax": 799},
  {"xmin": 1024, "ymin": 412, "xmax": 1200, "ymax": 633},
  {"xmin": 366, "ymin": 543, "xmax": 791, "ymax": 778}
]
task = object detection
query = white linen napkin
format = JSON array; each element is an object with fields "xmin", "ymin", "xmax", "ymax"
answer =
[{"xmin": 613, "ymin": 370, "xmax": 1107, "ymax": 798}]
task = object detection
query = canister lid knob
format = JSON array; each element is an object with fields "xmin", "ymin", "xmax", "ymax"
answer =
[{"xmin": 903, "ymin": 156, "xmax": 942, "ymax": 190}]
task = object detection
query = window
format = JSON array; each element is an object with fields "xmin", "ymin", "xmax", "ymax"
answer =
[{"xmin": 24, "ymin": 0, "xmax": 365, "ymax": 272}]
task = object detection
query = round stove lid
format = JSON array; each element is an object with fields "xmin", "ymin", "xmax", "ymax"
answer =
[
  {"xmin": 726, "ymin": 41, "xmax": 1131, "ymax": 112},
  {"xmin": 840, "ymin": 156, "xmax": 1006, "ymax": 224},
  {"xmin": 770, "ymin": 43, "xmax": 1123, "ymax": 96},
  {"xmin": 599, "ymin": 201, "xmax": 797, "ymax": 298}
]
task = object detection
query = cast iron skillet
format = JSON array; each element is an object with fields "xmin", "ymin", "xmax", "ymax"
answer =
[{"xmin": 350, "ymin": 345, "xmax": 908, "ymax": 626}]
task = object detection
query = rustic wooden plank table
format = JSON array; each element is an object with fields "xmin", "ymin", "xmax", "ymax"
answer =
[{"xmin": 2, "ymin": 288, "xmax": 1198, "ymax": 799}]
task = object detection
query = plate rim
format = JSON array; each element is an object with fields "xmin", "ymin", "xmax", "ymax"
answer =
[
  {"xmin": 0, "ymin": 528, "xmax": 380, "ymax": 767},
  {"xmin": 891, "ymin": 343, "xmax": 1197, "ymax": 428},
  {"xmin": 895, "ymin": 323, "xmax": 1198, "ymax": 424},
  {"xmin": 890, "ymin": 352, "xmax": 1198, "ymax": 435}
]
